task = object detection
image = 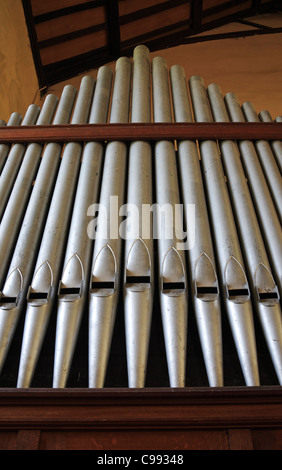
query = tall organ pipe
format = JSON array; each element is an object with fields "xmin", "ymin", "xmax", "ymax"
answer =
[
  {"xmin": 152, "ymin": 57, "xmax": 188, "ymax": 388},
  {"xmin": 241, "ymin": 101, "xmax": 282, "ymax": 222},
  {"xmin": 16, "ymin": 77, "xmax": 96, "ymax": 388},
  {"xmin": 189, "ymin": 76, "xmax": 260, "ymax": 386},
  {"xmin": 208, "ymin": 83, "xmax": 282, "ymax": 385},
  {"xmin": 52, "ymin": 66, "xmax": 113, "ymax": 388},
  {"xmin": 0, "ymin": 94, "xmax": 59, "ymax": 290},
  {"xmin": 0, "ymin": 104, "xmax": 40, "ymax": 218},
  {"xmin": 123, "ymin": 45, "xmax": 154, "ymax": 388},
  {"xmin": 88, "ymin": 57, "xmax": 131, "ymax": 388},
  {"xmin": 225, "ymin": 92, "xmax": 282, "ymax": 298},
  {"xmin": 170, "ymin": 65, "xmax": 223, "ymax": 387},
  {"xmin": 0, "ymin": 112, "xmax": 22, "ymax": 173},
  {"xmin": 259, "ymin": 110, "xmax": 282, "ymax": 174},
  {"xmin": 0, "ymin": 84, "xmax": 78, "ymax": 375}
]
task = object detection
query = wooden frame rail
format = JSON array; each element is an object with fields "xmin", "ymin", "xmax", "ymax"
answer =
[
  {"xmin": 0, "ymin": 122, "xmax": 281, "ymax": 144},
  {"xmin": 0, "ymin": 387, "xmax": 281, "ymax": 450}
]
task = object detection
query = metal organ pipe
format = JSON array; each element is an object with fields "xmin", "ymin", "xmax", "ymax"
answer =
[
  {"xmin": 170, "ymin": 65, "xmax": 223, "ymax": 387},
  {"xmin": 224, "ymin": 92, "xmax": 282, "ymax": 298},
  {"xmin": 123, "ymin": 45, "xmax": 154, "ymax": 388},
  {"xmin": 0, "ymin": 104, "xmax": 40, "ymax": 219},
  {"xmin": 207, "ymin": 83, "xmax": 282, "ymax": 385},
  {"xmin": 0, "ymin": 94, "xmax": 59, "ymax": 290},
  {"xmin": 0, "ymin": 45, "xmax": 281, "ymax": 389},
  {"xmin": 189, "ymin": 76, "xmax": 260, "ymax": 386},
  {"xmin": 0, "ymin": 84, "xmax": 78, "ymax": 375},
  {"xmin": 0, "ymin": 112, "xmax": 23, "ymax": 173},
  {"xmin": 16, "ymin": 77, "xmax": 96, "ymax": 388},
  {"xmin": 152, "ymin": 56, "xmax": 188, "ymax": 388},
  {"xmin": 258, "ymin": 110, "xmax": 282, "ymax": 174},
  {"xmin": 88, "ymin": 57, "xmax": 131, "ymax": 388},
  {"xmin": 53, "ymin": 66, "xmax": 113, "ymax": 388},
  {"xmin": 241, "ymin": 101, "xmax": 282, "ymax": 223}
]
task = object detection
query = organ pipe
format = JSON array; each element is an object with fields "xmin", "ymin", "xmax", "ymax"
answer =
[{"xmin": 0, "ymin": 45, "xmax": 281, "ymax": 389}]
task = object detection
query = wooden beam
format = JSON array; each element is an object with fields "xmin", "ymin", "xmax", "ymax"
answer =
[
  {"xmin": 0, "ymin": 122, "xmax": 281, "ymax": 144},
  {"xmin": 105, "ymin": 0, "xmax": 121, "ymax": 58}
]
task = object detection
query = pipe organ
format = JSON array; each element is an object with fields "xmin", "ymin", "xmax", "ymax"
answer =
[{"xmin": 0, "ymin": 45, "xmax": 281, "ymax": 392}]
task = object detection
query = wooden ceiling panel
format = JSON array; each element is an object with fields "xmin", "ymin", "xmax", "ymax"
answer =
[
  {"xmin": 40, "ymin": 29, "xmax": 108, "ymax": 65},
  {"xmin": 120, "ymin": 3, "xmax": 191, "ymax": 42},
  {"xmin": 118, "ymin": 0, "xmax": 166, "ymax": 17},
  {"xmin": 203, "ymin": 0, "xmax": 253, "ymax": 25},
  {"xmin": 35, "ymin": 6, "xmax": 106, "ymax": 43},
  {"xmin": 22, "ymin": 0, "xmax": 281, "ymax": 88},
  {"xmin": 30, "ymin": 0, "xmax": 94, "ymax": 17}
]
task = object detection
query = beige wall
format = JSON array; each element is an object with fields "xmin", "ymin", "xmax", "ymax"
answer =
[
  {"xmin": 0, "ymin": 0, "xmax": 39, "ymax": 123},
  {"xmin": 0, "ymin": 6, "xmax": 281, "ymax": 121}
]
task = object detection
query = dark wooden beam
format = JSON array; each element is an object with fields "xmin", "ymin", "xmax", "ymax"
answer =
[
  {"xmin": 33, "ymin": 0, "xmax": 105, "ymax": 24},
  {"xmin": 191, "ymin": 0, "xmax": 203, "ymax": 31},
  {"xmin": 119, "ymin": 0, "xmax": 190, "ymax": 25},
  {"xmin": 181, "ymin": 26, "xmax": 282, "ymax": 44},
  {"xmin": 21, "ymin": 0, "xmax": 46, "ymax": 88},
  {"xmin": 0, "ymin": 122, "xmax": 281, "ymax": 144},
  {"xmin": 105, "ymin": 0, "xmax": 121, "ymax": 58}
]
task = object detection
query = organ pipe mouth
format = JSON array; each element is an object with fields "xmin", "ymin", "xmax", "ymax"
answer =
[
  {"xmin": 27, "ymin": 286, "xmax": 51, "ymax": 306},
  {"xmin": 58, "ymin": 284, "xmax": 82, "ymax": 301},
  {"xmin": 0, "ymin": 294, "xmax": 18, "ymax": 309}
]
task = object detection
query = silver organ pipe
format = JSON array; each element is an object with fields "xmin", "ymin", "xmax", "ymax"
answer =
[
  {"xmin": 0, "ymin": 95, "xmax": 59, "ymax": 291},
  {"xmin": 170, "ymin": 65, "xmax": 223, "ymax": 387},
  {"xmin": 88, "ymin": 57, "xmax": 131, "ymax": 388},
  {"xmin": 258, "ymin": 110, "xmax": 282, "ymax": 174},
  {"xmin": 152, "ymin": 56, "xmax": 188, "ymax": 387},
  {"xmin": 241, "ymin": 101, "xmax": 282, "ymax": 223},
  {"xmin": 0, "ymin": 112, "xmax": 23, "ymax": 174},
  {"xmin": 53, "ymin": 66, "xmax": 113, "ymax": 388},
  {"xmin": 207, "ymin": 83, "xmax": 282, "ymax": 385},
  {"xmin": 16, "ymin": 77, "xmax": 96, "ymax": 388},
  {"xmin": 224, "ymin": 93, "xmax": 282, "ymax": 299},
  {"xmin": 123, "ymin": 45, "xmax": 154, "ymax": 388},
  {"xmin": 188, "ymin": 75, "xmax": 260, "ymax": 386},
  {"xmin": 0, "ymin": 84, "xmax": 77, "ymax": 374},
  {"xmin": 0, "ymin": 104, "xmax": 40, "ymax": 219},
  {"xmin": 0, "ymin": 45, "xmax": 281, "ymax": 389}
]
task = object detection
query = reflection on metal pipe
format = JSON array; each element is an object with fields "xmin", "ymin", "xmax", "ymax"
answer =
[
  {"xmin": 53, "ymin": 66, "xmax": 113, "ymax": 388},
  {"xmin": 88, "ymin": 57, "xmax": 131, "ymax": 388},
  {"xmin": 170, "ymin": 65, "xmax": 223, "ymax": 387},
  {"xmin": 225, "ymin": 92, "xmax": 282, "ymax": 298},
  {"xmin": 123, "ymin": 45, "xmax": 154, "ymax": 388},
  {"xmin": 189, "ymin": 76, "xmax": 260, "ymax": 386},
  {"xmin": 0, "ymin": 94, "xmax": 59, "ymax": 290},
  {"xmin": 0, "ymin": 112, "xmax": 22, "ymax": 173},
  {"xmin": 0, "ymin": 105, "xmax": 40, "ymax": 219},
  {"xmin": 0, "ymin": 84, "xmax": 78, "ymax": 375},
  {"xmin": 152, "ymin": 57, "xmax": 188, "ymax": 387},
  {"xmin": 16, "ymin": 77, "xmax": 96, "ymax": 388},
  {"xmin": 208, "ymin": 83, "xmax": 282, "ymax": 385},
  {"xmin": 242, "ymin": 101, "xmax": 282, "ymax": 222}
]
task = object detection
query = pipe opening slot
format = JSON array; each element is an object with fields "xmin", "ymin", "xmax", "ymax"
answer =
[
  {"xmin": 59, "ymin": 287, "xmax": 81, "ymax": 295},
  {"xmin": 163, "ymin": 282, "xmax": 185, "ymax": 290},
  {"xmin": 197, "ymin": 286, "xmax": 218, "ymax": 294},
  {"xmin": 126, "ymin": 276, "xmax": 151, "ymax": 284},
  {"xmin": 91, "ymin": 281, "xmax": 115, "ymax": 289},
  {"xmin": 0, "ymin": 296, "xmax": 17, "ymax": 304},
  {"xmin": 258, "ymin": 292, "xmax": 279, "ymax": 300},
  {"xmin": 228, "ymin": 288, "xmax": 249, "ymax": 297},
  {"xmin": 28, "ymin": 292, "xmax": 49, "ymax": 300}
]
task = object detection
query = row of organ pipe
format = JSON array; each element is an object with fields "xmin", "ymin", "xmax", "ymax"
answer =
[{"xmin": 0, "ymin": 45, "xmax": 281, "ymax": 389}]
